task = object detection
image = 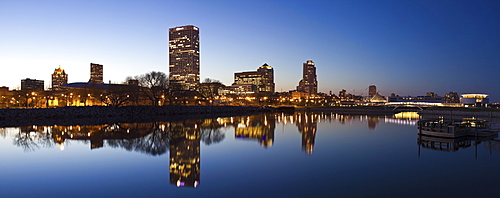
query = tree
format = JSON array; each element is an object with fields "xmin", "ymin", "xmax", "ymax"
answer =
[
  {"xmin": 130, "ymin": 71, "xmax": 169, "ymax": 106},
  {"xmin": 92, "ymin": 84, "xmax": 133, "ymax": 107},
  {"xmin": 199, "ymin": 78, "xmax": 224, "ymax": 105}
]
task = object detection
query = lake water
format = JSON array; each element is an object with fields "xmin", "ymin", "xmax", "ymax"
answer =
[{"xmin": 1, "ymin": 112, "xmax": 499, "ymax": 197}]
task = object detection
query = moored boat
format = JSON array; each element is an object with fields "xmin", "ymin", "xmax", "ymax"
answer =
[{"xmin": 417, "ymin": 118, "xmax": 498, "ymax": 138}]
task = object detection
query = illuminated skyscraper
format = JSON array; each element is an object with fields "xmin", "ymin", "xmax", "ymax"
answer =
[
  {"xmin": 169, "ymin": 25, "xmax": 200, "ymax": 91},
  {"xmin": 297, "ymin": 60, "xmax": 317, "ymax": 95},
  {"xmin": 89, "ymin": 63, "xmax": 103, "ymax": 84},
  {"xmin": 51, "ymin": 66, "xmax": 68, "ymax": 90},
  {"xmin": 233, "ymin": 63, "xmax": 275, "ymax": 93}
]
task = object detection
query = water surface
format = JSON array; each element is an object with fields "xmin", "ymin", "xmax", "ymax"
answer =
[{"xmin": 0, "ymin": 112, "xmax": 499, "ymax": 197}]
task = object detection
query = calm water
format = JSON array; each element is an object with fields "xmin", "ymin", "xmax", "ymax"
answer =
[{"xmin": 1, "ymin": 112, "xmax": 499, "ymax": 197}]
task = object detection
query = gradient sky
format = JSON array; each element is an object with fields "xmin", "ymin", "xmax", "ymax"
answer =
[{"xmin": 1, "ymin": 0, "xmax": 499, "ymax": 101}]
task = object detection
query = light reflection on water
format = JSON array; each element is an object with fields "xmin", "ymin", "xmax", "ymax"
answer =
[{"xmin": 0, "ymin": 112, "xmax": 499, "ymax": 197}]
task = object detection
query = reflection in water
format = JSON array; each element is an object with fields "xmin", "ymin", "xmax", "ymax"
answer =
[
  {"xmin": 4, "ymin": 112, "xmax": 431, "ymax": 188},
  {"xmin": 385, "ymin": 111, "xmax": 419, "ymax": 125},
  {"xmin": 417, "ymin": 134, "xmax": 500, "ymax": 159},
  {"xmin": 169, "ymin": 121, "xmax": 200, "ymax": 188},
  {"xmin": 233, "ymin": 114, "xmax": 275, "ymax": 148},
  {"xmin": 296, "ymin": 112, "xmax": 317, "ymax": 154}
]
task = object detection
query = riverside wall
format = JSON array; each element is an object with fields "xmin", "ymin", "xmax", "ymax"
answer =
[
  {"xmin": 0, "ymin": 105, "xmax": 272, "ymax": 127},
  {"xmin": 297, "ymin": 107, "xmax": 395, "ymax": 115}
]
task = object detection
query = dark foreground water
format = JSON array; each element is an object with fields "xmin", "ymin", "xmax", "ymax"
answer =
[{"xmin": 1, "ymin": 112, "xmax": 499, "ymax": 197}]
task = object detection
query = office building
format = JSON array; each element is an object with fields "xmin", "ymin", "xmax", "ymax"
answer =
[
  {"xmin": 21, "ymin": 78, "xmax": 44, "ymax": 91},
  {"xmin": 297, "ymin": 60, "xmax": 317, "ymax": 95},
  {"xmin": 51, "ymin": 66, "xmax": 68, "ymax": 90},
  {"xmin": 89, "ymin": 63, "xmax": 103, "ymax": 84},
  {"xmin": 233, "ymin": 63, "xmax": 275, "ymax": 93},
  {"xmin": 369, "ymin": 85, "xmax": 376, "ymax": 97},
  {"xmin": 169, "ymin": 25, "xmax": 200, "ymax": 91}
]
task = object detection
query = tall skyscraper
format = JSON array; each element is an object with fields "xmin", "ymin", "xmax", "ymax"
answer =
[
  {"xmin": 296, "ymin": 60, "xmax": 317, "ymax": 95},
  {"xmin": 169, "ymin": 25, "xmax": 200, "ymax": 91},
  {"xmin": 51, "ymin": 66, "xmax": 68, "ymax": 90},
  {"xmin": 233, "ymin": 63, "xmax": 275, "ymax": 93},
  {"xmin": 89, "ymin": 63, "xmax": 103, "ymax": 84},
  {"xmin": 368, "ymin": 85, "xmax": 377, "ymax": 97}
]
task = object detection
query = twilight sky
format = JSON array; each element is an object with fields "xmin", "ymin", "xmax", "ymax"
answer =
[{"xmin": 0, "ymin": 0, "xmax": 499, "ymax": 101}]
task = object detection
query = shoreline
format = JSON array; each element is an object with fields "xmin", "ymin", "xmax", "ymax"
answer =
[{"xmin": 0, "ymin": 105, "xmax": 271, "ymax": 127}]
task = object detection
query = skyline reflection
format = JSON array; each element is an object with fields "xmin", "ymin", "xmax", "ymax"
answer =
[{"xmin": 1, "ymin": 112, "xmax": 436, "ymax": 188}]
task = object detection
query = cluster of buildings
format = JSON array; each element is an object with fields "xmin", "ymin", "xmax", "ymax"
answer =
[{"xmin": 0, "ymin": 24, "xmax": 493, "ymax": 108}]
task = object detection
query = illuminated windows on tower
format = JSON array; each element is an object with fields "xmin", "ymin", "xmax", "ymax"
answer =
[
  {"xmin": 89, "ymin": 63, "xmax": 103, "ymax": 84},
  {"xmin": 169, "ymin": 25, "xmax": 200, "ymax": 91},
  {"xmin": 296, "ymin": 60, "xmax": 317, "ymax": 95},
  {"xmin": 51, "ymin": 66, "xmax": 68, "ymax": 90}
]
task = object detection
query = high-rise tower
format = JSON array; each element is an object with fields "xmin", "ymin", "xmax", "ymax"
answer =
[
  {"xmin": 368, "ymin": 85, "xmax": 377, "ymax": 97},
  {"xmin": 296, "ymin": 60, "xmax": 317, "ymax": 95},
  {"xmin": 51, "ymin": 66, "xmax": 68, "ymax": 90},
  {"xmin": 89, "ymin": 63, "xmax": 103, "ymax": 84},
  {"xmin": 169, "ymin": 25, "xmax": 200, "ymax": 91}
]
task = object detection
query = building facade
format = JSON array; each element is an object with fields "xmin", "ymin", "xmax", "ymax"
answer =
[
  {"xmin": 89, "ymin": 63, "xmax": 103, "ymax": 84},
  {"xmin": 21, "ymin": 78, "xmax": 44, "ymax": 91},
  {"xmin": 51, "ymin": 66, "xmax": 68, "ymax": 90},
  {"xmin": 444, "ymin": 92, "xmax": 460, "ymax": 103},
  {"xmin": 460, "ymin": 94, "xmax": 489, "ymax": 107},
  {"xmin": 233, "ymin": 63, "xmax": 275, "ymax": 93},
  {"xmin": 297, "ymin": 60, "xmax": 317, "ymax": 96},
  {"xmin": 169, "ymin": 25, "xmax": 200, "ymax": 91},
  {"xmin": 368, "ymin": 85, "xmax": 376, "ymax": 97}
]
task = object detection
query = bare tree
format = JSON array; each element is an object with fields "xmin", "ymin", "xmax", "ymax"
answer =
[
  {"xmin": 130, "ymin": 71, "xmax": 169, "ymax": 106},
  {"xmin": 199, "ymin": 78, "xmax": 224, "ymax": 105},
  {"xmin": 92, "ymin": 84, "xmax": 133, "ymax": 107}
]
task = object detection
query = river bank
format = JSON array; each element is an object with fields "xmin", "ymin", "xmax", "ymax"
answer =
[
  {"xmin": 296, "ymin": 106, "xmax": 395, "ymax": 115},
  {"xmin": 0, "ymin": 105, "xmax": 271, "ymax": 127},
  {"xmin": 419, "ymin": 107, "xmax": 500, "ymax": 118}
]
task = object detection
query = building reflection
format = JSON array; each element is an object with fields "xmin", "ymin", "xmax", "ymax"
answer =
[
  {"xmin": 296, "ymin": 112, "xmax": 317, "ymax": 154},
  {"xmin": 169, "ymin": 121, "xmax": 201, "ymax": 188},
  {"xmin": 367, "ymin": 116, "xmax": 380, "ymax": 130},
  {"xmin": 232, "ymin": 114, "xmax": 275, "ymax": 148},
  {"xmin": 8, "ymin": 112, "xmax": 436, "ymax": 189}
]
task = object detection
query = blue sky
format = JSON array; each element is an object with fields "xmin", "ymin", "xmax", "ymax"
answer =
[{"xmin": 1, "ymin": 0, "xmax": 499, "ymax": 101}]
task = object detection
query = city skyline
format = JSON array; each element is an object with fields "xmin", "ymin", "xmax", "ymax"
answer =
[{"xmin": 0, "ymin": 1, "xmax": 498, "ymax": 101}]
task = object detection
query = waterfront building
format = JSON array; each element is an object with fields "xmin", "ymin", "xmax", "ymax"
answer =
[
  {"xmin": 89, "ymin": 63, "xmax": 103, "ymax": 84},
  {"xmin": 386, "ymin": 96, "xmax": 443, "ymax": 106},
  {"xmin": 460, "ymin": 94, "xmax": 489, "ymax": 107},
  {"xmin": 219, "ymin": 84, "xmax": 257, "ymax": 95},
  {"xmin": 21, "ymin": 78, "xmax": 44, "ymax": 91},
  {"xmin": 369, "ymin": 93, "xmax": 386, "ymax": 103},
  {"xmin": 368, "ymin": 85, "xmax": 376, "ymax": 97},
  {"xmin": 426, "ymin": 92, "xmax": 439, "ymax": 97},
  {"xmin": 51, "ymin": 66, "xmax": 68, "ymax": 90},
  {"xmin": 169, "ymin": 25, "xmax": 200, "ymax": 91},
  {"xmin": 297, "ymin": 60, "xmax": 317, "ymax": 96},
  {"xmin": 233, "ymin": 63, "xmax": 275, "ymax": 93},
  {"xmin": 444, "ymin": 92, "xmax": 460, "ymax": 104}
]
